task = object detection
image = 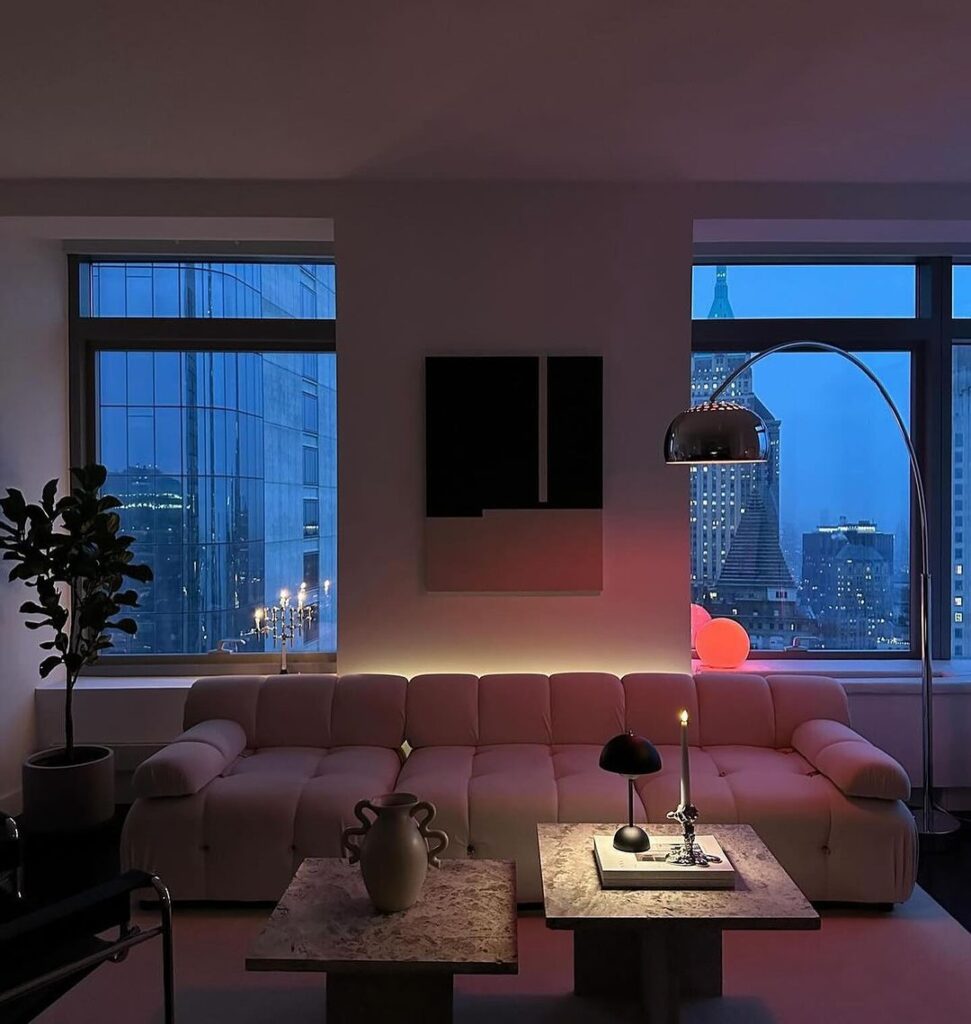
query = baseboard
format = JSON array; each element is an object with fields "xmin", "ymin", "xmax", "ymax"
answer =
[{"xmin": 0, "ymin": 786, "xmax": 22, "ymax": 816}]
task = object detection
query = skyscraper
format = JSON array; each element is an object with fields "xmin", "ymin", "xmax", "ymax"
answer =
[
  {"xmin": 802, "ymin": 519, "xmax": 895, "ymax": 649},
  {"xmin": 690, "ymin": 269, "xmax": 783, "ymax": 596},
  {"xmin": 707, "ymin": 264, "xmax": 735, "ymax": 319},
  {"xmin": 953, "ymin": 353, "xmax": 971, "ymax": 656}
]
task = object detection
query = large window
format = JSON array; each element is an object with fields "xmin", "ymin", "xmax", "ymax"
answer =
[
  {"xmin": 691, "ymin": 262, "xmax": 926, "ymax": 655},
  {"xmin": 71, "ymin": 258, "xmax": 337, "ymax": 661}
]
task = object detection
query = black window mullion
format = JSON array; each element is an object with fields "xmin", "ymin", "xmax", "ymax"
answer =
[
  {"xmin": 692, "ymin": 317, "xmax": 933, "ymax": 352},
  {"xmin": 68, "ymin": 254, "xmax": 338, "ymax": 668},
  {"xmin": 691, "ymin": 259, "xmax": 930, "ymax": 660}
]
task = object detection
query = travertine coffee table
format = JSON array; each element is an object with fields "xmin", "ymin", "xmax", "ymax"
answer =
[
  {"xmin": 246, "ymin": 857, "xmax": 517, "ymax": 1024},
  {"xmin": 538, "ymin": 823, "xmax": 819, "ymax": 1024}
]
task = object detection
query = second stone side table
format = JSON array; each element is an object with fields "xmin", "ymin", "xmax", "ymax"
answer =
[{"xmin": 538, "ymin": 822, "xmax": 820, "ymax": 1024}]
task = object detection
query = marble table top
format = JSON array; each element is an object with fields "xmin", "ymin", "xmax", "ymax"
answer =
[
  {"xmin": 246, "ymin": 858, "xmax": 518, "ymax": 974},
  {"xmin": 538, "ymin": 823, "xmax": 820, "ymax": 931}
]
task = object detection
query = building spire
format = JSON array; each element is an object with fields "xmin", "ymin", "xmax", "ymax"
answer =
[{"xmin": 707, "ymin": 264, "xmax": 735, "ymax": 319}]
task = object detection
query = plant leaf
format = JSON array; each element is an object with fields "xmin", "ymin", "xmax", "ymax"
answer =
[{"xmin": 38, "ymin": 655, "xmax": 61, "ymax": 678}]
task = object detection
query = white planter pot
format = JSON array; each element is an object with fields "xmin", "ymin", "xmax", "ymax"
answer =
[{"xmin": 21, "ymin": 745, "xmax": 115, "ymax": 834}]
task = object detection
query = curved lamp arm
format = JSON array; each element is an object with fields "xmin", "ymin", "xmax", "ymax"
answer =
[
  {"xmin": 710, "ymin": 341, "xmax": 928, "ymax": 573},
  {"xmin": 707, "ymin": 340, "xmax": 949, "ymax": 834}
]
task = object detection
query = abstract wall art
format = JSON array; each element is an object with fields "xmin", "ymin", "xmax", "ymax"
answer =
[{"xmin": 425, "ymin": 355, "xmax": 603, "ymax": 592}]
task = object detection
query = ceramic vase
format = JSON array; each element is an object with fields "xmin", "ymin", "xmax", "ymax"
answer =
[{"xmin": 341, "ymin": 792, "xmax": 448, "ymax": 912}]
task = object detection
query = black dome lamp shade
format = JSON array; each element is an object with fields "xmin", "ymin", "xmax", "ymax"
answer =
[
  {"xmin": 599, "ymin": 732, "xmax": 663, "ymax": 852},
  {"xmin": 664, "ymin": 401, "xmax": 769, "ymax": 465}
]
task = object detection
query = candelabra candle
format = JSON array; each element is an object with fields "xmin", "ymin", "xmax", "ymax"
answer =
[
  {"xmin": 665, "ymin": 708, "xmax": 711, "ymax": 866},
  {"xmin": 254, "ymin": 583, "xmax": 317, "ymax": 674},
  {"xmin": 679, "ymin": 709, "xmax": 691, "ymax": 810}
]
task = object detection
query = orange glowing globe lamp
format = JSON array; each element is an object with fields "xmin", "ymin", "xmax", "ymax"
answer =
[
  {"xmin": 695, "ymin": 617, "xmax": 750, "ymax": 669},
  {"xmin": 690, "ymin": 603, "xmax": 712, "ymax": 647}
]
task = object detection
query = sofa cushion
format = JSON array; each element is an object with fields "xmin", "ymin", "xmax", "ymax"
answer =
[
  {"xmin": 767, "ymin": 673, "xmax": 851, "ymax": 746},
  {"xmin": 184, "ymin": 676, "xmax": 267, "ymax": 743},
  {"xmin": 331, "ymin": 674, "xmax": 408, "ymax": 748},
  {"xmin": 468, "ymin": 743, "xmax": 557, "ymax": 898},
  {"xmin": 395, "ymin": 747, "xmax": 475, "ymax": 856},
  {"xmin": 132, "ymin": 719, "xmax": 247, "ymax": 798},
  {"xmin": 696, "ymin": 672, "xmax": 775, "ymax": 747},
  {"xmin": 254, "ymin": 676, "xmax": 337, "ymax": 748},
  {"xmin": 406, "ymin": 675, "xmax": 479, "ymax": 747},
  {"xmin": 792, "ymin": 719, "xmax": 910, "ymax": 800},
  {"xmin": 228, "ymin": 747, "xmax": 327, "ymax": 779},
  {"xmin": 552, "ymin": 744, "xmax": 639, "ymax": 823},
  {"xmin": 622, "ymin": 673, "xmax": 698, "ymax": 745},
  {"xmin": 635, "ymin": 746, "xmax": 738, "ymax": 821},
  {"xmin": 478, "ymin": 674, "xmax": 551, "ymax": 745},
  {"xmin": 550, "ymin": 673, "xmax": 624, "ymax": 744}
]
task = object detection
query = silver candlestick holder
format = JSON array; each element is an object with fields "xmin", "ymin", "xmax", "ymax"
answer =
[
  {"xmin": 665, "ymin": 803, "xmax": 715, "ymax": 867},
  {"xmin": 254, "ymin": 584, "xmax": 317, "ymax": 674}
]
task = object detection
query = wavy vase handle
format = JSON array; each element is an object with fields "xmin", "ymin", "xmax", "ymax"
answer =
[
  {"xmin": 341, "ymin": 798, "xmax": 376, "ymax": 865},
  {"xmin": 411, "ymin": 799, "xmax": 449, "ymax": 867}
]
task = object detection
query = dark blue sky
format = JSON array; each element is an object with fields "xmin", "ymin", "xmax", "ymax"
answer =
[{"xmin": 691, "ymin": 265, "xmax": 913, "ymax": 561}]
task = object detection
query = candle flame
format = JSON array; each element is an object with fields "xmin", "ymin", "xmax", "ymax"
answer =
[{"xmin": 679, "ymin": 709, "xmax": 689, "ymax": 726}]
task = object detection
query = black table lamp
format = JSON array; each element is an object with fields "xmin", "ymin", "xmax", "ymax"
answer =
[{"xmin": 599, "ymin": 731, "xmax": 663, "ymax": 852}]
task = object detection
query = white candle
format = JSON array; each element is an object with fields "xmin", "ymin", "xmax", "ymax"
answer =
[
  {"xmin": 679, "ymin": 709, "xmax": 691, "ymax": 808},
  {"xmin": 254, "ymin": 607, "xmax": 264, "ymax": 628}
]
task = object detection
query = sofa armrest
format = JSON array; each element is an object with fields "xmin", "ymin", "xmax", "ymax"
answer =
[
  {"xmin": 791, "ymin": 719, "xmax": 910, "ymax": 801},
  {"xmin": 132, "ymin": 720, "xmax": 247, "ymax": 798}
]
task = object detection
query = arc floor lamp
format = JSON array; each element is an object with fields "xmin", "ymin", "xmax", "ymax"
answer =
[{"xmin": 664, "ymin": 340, "xmax": 958, "ymax": 837}]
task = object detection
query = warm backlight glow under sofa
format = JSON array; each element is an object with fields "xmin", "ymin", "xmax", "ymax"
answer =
[{"xmin": 122, "ymin": 671, "xmax": 917, "ymax": 905}]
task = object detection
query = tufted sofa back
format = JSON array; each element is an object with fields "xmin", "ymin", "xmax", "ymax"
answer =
[
  {"xmin": 405, "ymin": 671, "xmax": 850, "ymax": 749},
  {"xmin": 183, "ymin": 673, "xmax": 408, "ymax": 749},
  {"xmin": 182, "ymin": 671, "xmax": 849, "ymax": 752}
]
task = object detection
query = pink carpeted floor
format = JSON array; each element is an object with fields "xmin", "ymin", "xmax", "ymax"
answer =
[{"xmin": 35, "ymin": 886, "xmax": 971, "ymax": 1023}]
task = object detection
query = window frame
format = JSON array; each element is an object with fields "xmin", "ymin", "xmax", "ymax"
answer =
[
  {"xmin": 68, "ymin": 254, "xmax": 338, "ymax": 673},
  {"xmin": 691, "ymin": 254, "xmax": 952, "ymax": 661}
]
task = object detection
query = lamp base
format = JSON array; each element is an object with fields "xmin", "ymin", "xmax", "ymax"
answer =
[
  {"xmin": 914, "ymin": 805, "xmax": 961, "ymax": 836},
  {"xmin": 613, "ymin": 824, "xmax": 651, "ymax": 853}
]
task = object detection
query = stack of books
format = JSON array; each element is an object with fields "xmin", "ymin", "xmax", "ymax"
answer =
[{"xmin": 593, "ymin": 834, "xmax": 736, "ymax": 890}]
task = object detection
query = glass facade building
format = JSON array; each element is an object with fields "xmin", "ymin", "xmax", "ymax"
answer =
[{"xmin": 91, "ymin": 262, "xmax": 336, "ymax": 655}]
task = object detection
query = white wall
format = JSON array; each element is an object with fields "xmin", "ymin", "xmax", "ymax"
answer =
[
  {"xmin": 335, "ymin": 185, "xmax": 692, "ymax": 675},
  {"xmin": 0, "ymin": 236, "xmax": 68, "ymax": 810},
  {"xmin": 0, "ymin": 190, "xmax": 693, "ymax": 803}
]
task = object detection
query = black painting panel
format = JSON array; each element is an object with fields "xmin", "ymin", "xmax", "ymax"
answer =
[
  {"xmin": 546, "ymin": 356, "xmax": 603, "ymax": 509},
  {"xmin": 426, "ymin": 356, "xmax": 539, "ymax": 517}
]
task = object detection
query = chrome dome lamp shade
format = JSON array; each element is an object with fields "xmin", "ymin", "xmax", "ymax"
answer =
[{"xmin": 664, "ymin": 401, "xmax": 769, "ymax": 465}]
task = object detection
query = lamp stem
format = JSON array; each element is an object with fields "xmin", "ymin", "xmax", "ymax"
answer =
[
  {"xmin": 628, "ymin": 777, "xmax": 635, "ymax": 830},
  {"xmin": 710, "ymin": 340, "xmax": 956, "ymax": 837}
]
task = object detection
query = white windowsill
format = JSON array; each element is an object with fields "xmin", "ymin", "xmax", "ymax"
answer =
[{"xmin": 34, "ymin": 660, "xmax": 971, "ymax": 694}]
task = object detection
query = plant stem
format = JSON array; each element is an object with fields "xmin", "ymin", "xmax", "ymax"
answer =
[
  {"xmin": 65, "ymin": 673, "xmax": 75, "ymax": 762},
  {"xmin": 67, "ymin": 581, "xmax": 79, "ymax": 763}
]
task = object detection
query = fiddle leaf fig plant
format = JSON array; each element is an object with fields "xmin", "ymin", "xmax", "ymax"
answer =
[{"xmin": 0, "ymin": 464, "xmax": 153, "ymax": 762}]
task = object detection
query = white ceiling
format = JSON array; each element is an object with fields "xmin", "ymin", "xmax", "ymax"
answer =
[{"xmin": 3, "ymin": 1, "xmax": 971, "ymax": 183}]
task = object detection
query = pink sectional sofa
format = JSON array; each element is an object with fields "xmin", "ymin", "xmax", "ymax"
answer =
[{"xmin": 122, "ymin": 670, "xmax": 918, "ymax": 906}]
